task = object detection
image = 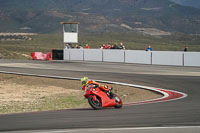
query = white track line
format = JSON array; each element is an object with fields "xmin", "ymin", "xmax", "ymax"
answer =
[
  {"xmin": 84, "ymin": 79, "xmax": 188, "ymax": 105},
  {"xmin": 31, "ymin": 126, "xmax": 200, "ymax": 133},
  {"xmin": 0, "ymin": 71, "xmax": 188, "ymax": 105}
]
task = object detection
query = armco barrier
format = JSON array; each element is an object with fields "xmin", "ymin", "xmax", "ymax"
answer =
[
  {"xmin": 184, "ymin": 52, "xmax": 200, "ymax": 67},
  {"xmin": 152, "ymin": 51, "xmax": 183, "ymax": 66},
  {"xmin": 125, "ymin": 50, "xmax": 151, "ymax": 64},
  {"xmin": 63, "ymin": 49, "xmax": 200, "ymax": 67}
]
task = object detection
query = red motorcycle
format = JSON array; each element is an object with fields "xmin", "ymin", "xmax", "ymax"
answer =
[{"xmin": 84, "ymin": 85, "xmax": 122, "ymax": 110}]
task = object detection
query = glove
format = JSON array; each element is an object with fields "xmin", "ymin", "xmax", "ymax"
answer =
[
  {"xmin": 109, "ymin": 86, "xmax": 113, "ymax": 90},
  {"xmin": 92, "ymin": 84, "xmax": 99, "ymax": 88}
]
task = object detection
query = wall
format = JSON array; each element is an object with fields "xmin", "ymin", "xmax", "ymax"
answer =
[
  {"xmin": 64, "ymin": 49, "xmax": 83, "ymax": 61},
  {"xmin": 125, "ymin": 50, "xmax": 152, "ymax": 64},
  {"xmin": 84, "ymin": 49, "xmax": 103, "ymax": 62},
  {"xmin": 184, "ymin": 52, "xmax": 200, "ymax": 67},
  {"xmin": 152, "ymin": 51, "xmax": 183, "ymax": 66},
  {"xmin": 103, "ymin": 50, "xmax": 125, "ymax": 63},
  {"xmin": 63, "ymin": 49, "xmax": 200, "ymax": 67}
]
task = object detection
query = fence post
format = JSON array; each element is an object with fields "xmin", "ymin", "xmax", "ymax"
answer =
[
  {"xmin": 183, "ymin": 53, "xmax": 184, "ymax": 66},
  {"xmin": 83, "ymin": 49, "xmax": 85, "ymax": 61},
  {"xmin": 151, "ymin": 52, "xmax": 153, "ymax": 65},
  {"xmin": 69, "ymin": 49, "xmax": 71, "ymax": 61},
  {"xmin": 124, "ymin": 50, "xmax": 126, "ymax": 63}
]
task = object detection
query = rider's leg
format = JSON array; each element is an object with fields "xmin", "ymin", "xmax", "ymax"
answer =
[{"xmin": 100, "ymin": 85, "xmax": 114, "ymax": 98}]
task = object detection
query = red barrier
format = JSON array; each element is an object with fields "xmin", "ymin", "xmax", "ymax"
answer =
[
  {"xmin": 46, "ymin": 52, "xmax": 52, "ymax": 61},
  {"xmin": 31, "ymin": 52, "xmax": 52, "ymax": 60}
]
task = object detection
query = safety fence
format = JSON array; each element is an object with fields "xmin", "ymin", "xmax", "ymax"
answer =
[{"xmin": 64, "ymin": 49, "xmax": 200, "ymax": 67}]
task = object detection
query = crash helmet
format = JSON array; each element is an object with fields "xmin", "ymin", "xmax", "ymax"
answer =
[{"xmin": 81, "ymin": 77, "xmax": 89, "ymax": 86}]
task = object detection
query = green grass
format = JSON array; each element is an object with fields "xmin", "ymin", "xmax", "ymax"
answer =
[
  {"xmin": 0, "ymin": 95, "xmax": 88, "ymax": 114},
  {"xmin": 0, "ymin": 34, "xmax": 63, "ymax": 59},
  {"xmin": 39, "ymin": 95, "xmax": 89, "ymax": 110},
  {"xmin": 0, "ymin": 32, "xmax": 200, "ymax": 59},
  {"xmin": 80, "ymin": 32, "xmax": 200, "ymax": 51}
]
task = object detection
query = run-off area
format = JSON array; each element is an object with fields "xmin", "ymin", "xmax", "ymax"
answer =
[{"xmin": 0, "ymin": 73, "xmax": 162, "ymax": 114}]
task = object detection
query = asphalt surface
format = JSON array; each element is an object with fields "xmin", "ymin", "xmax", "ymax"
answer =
[{"xmin": 0, "ymin": 59, "xmax": 200, "ymax": 132}]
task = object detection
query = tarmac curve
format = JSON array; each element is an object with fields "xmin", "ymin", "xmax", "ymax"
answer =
[{"xmin": 0, "ymin": 59, "xmax": 200, "ymax": 133}]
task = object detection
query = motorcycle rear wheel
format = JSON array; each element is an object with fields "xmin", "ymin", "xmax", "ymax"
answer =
[{"xmin": 88, "ymin": 95, "xmax": 102, "ymax": 110}]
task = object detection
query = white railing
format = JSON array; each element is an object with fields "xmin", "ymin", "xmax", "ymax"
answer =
[{"xmin": 64, "ymin": 49, "xmax": 200, "ymax": 67}]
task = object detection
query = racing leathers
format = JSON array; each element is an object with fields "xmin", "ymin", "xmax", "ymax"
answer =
[{"xmin": 82, "ymin": 80, "xmax": 113, "ymax": 98}]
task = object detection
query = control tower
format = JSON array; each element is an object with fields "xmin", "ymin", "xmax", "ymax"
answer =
[{"xmin": 60, "ymin": 22, "xmax": 80, "ymax": 44}]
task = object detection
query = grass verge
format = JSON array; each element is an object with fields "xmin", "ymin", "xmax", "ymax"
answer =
[{"xmin": 0, "ymin": 73, "xmax": 162, "ymax": 114}]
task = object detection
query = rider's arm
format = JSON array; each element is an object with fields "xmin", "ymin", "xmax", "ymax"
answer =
[
  {"xmin": 82, "ymin": 86, "xmax": 86, "ymax": 91},
  {"xmin": 92, "ymin": 83, "xmax": 99, "ymax": 88},
  {"xmin": 100, "ymin": 85, "xmax": 112, "ymax": 91}
]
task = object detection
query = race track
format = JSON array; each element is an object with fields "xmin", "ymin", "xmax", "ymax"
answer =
[{"xmin": 0, "ymin": 59, "xmax": 200, "ymax": 132}]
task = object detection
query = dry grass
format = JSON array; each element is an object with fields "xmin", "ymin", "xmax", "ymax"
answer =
[{"xmin": 0, "ymin": 73, "xmax": 162, "ymax": 114}]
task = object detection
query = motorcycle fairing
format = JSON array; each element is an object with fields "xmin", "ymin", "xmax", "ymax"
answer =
[{"xmin": 91, "ymin": 88, "xmax": 116, "ymax": 107}]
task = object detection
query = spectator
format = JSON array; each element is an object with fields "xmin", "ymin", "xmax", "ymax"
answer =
[
  {"xmin": 64, "ymin": 43, "xmax": 73, "ymax": 49},
  {"xmin": 113, "ymin": 43, "xmax": 120, "ymax": 49},
  {"xmin": 110, "ymin": 44, "xmax": 114, "ymax": 49},
  {"xmin": 107, "ymin": 44, "xmax": 112, "ymax": 49},
  {"xmin": 75, "ymin": 44, "xmax": 80, "ymax": 49},
  {"xmin": 145, "ymin": 45, "xmax": 153, "ymax": 51},
  {"xmin": 78, "ymin": 44, "xmax": 83, "ymax": 49},
  {"xmin": 102, "ymin": 44, "xmax": 108, "ymax": 49},
  {"xmin": 64, "ymin": 43, "xmax": 69, "ymax": 49},
  {"xmin": 119, "ymin": 42, "xmax": 125, "ymax": 50},
  {"xmin": 100, "ymin": 44, "xmax": 104, "ymax": 49},
  {"xmin": 85, "ymin": 44, "xmax": 90, "ymax": 49},
  {"xmin": 69, "ymin": 43, "xmax": 74, "ymax": 48},
  {"xmin": 184, "ymin": 46, "xmax": 188, "ymax": 52}
]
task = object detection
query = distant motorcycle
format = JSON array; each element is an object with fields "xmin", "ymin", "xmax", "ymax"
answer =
[{"xmin": 84, "ymin": 85, "xmax": 122, "ymax": 110}]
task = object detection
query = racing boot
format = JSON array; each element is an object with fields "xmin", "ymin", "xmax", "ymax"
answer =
[
  {"xmin": 115, "ymin": 96, "xmax": 120, "ymax": 102},
  {"xmin": 107, "ymin": 87, "xmax": 114, "ymax": 99}
]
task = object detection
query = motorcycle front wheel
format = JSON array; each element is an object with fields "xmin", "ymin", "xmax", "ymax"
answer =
[{"xmin": 88, "ymin": 95, "xmax": 102, "ymax": 110}]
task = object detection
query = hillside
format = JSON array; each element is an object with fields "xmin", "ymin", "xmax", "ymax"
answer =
[
  {"xmin": 170, "ymin": 0, "xmax": 200, "ymax": 9},
  {"xmin": 0, "ymin": 0, "xmax": 200, "ymax": 34}
]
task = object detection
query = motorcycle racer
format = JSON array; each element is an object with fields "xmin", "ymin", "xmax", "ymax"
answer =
[{"xmin": 81, "ymin": 77, "xmax": 113, "ymax": 98}]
